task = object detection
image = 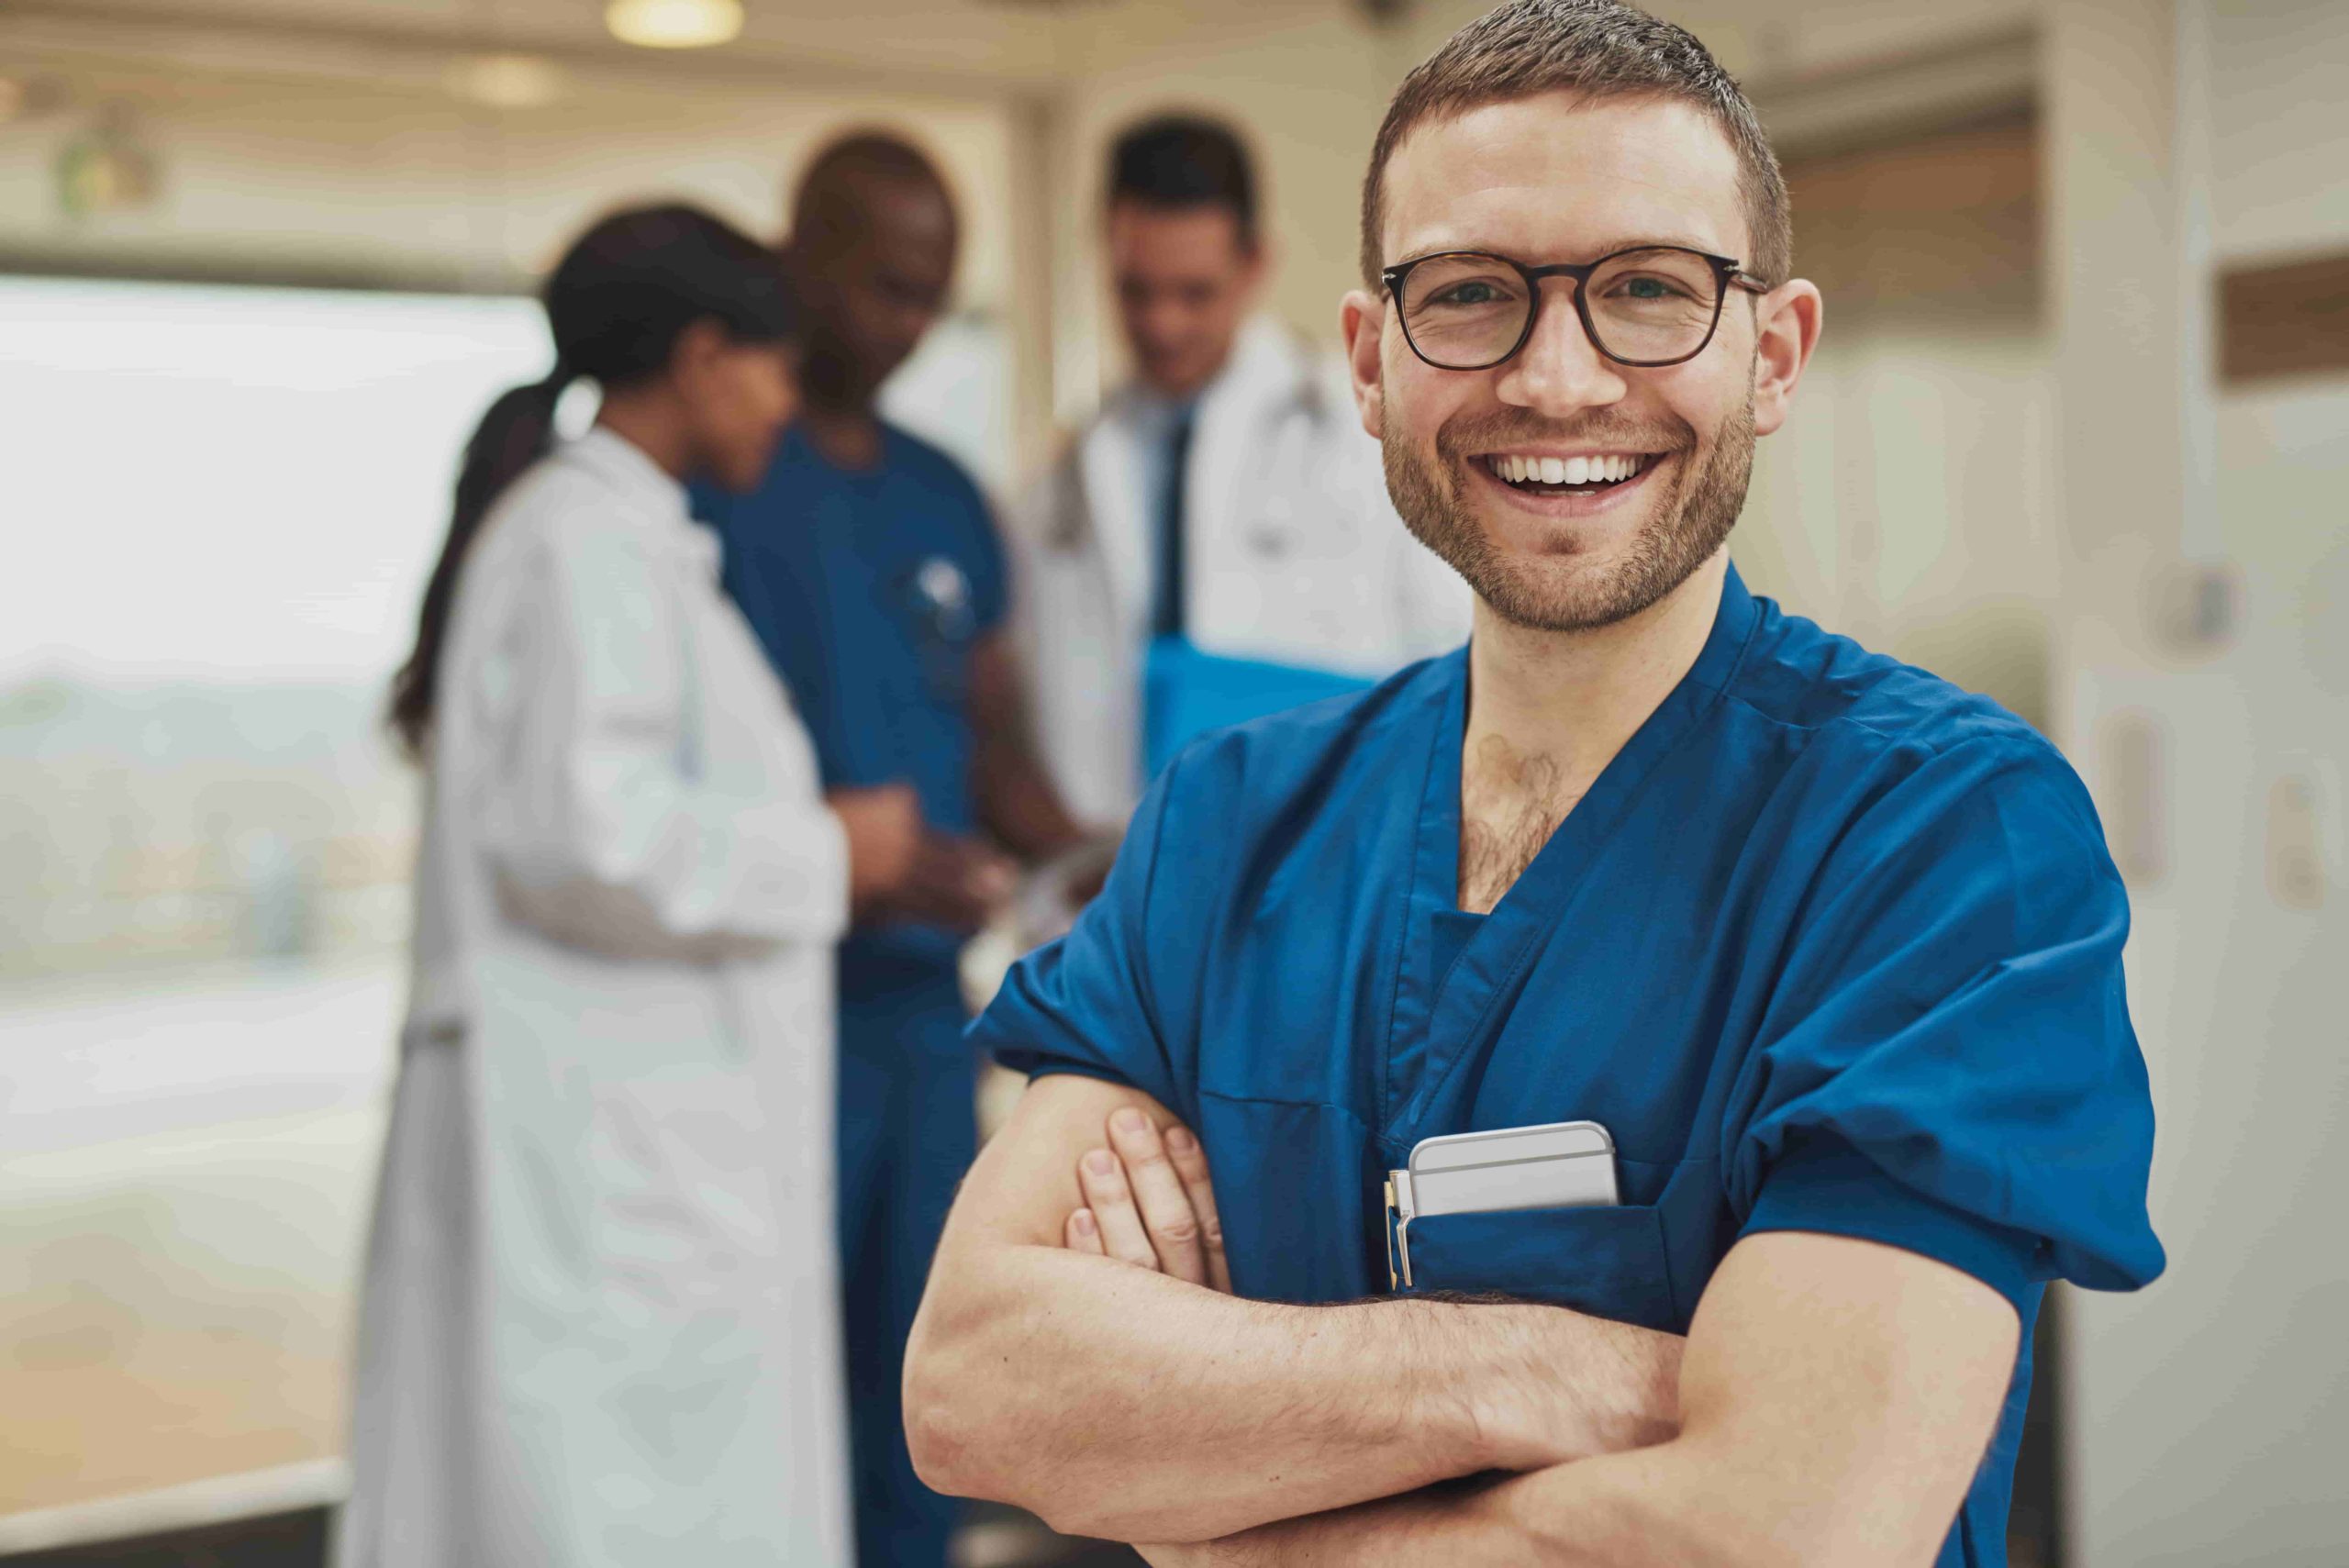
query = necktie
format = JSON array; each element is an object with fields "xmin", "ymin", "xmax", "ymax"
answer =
[{"xmin": 1151, "ymin": 408, "xmax": 1194, "ymax": 640}]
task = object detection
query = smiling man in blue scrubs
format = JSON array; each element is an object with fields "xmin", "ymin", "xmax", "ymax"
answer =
[
  {"xmin": 695, "ymin": 133, "xmax": 1089, "ymax": 1568},
  {"xmin": 902, "ymin": 4, "xmax": 2165, "ymax": 1564}
]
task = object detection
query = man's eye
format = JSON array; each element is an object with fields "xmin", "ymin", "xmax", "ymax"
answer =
[
  {"xmin": 1614, "ymin": 275, "xmax": 1687, "ymax": 302},
  {"xmin": 1431, "ymin": 281, "xmax": 1508, "ymax": 307}
]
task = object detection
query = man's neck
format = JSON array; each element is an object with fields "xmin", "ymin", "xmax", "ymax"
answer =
[
  {"xmin": 800, "ymin": 400, "xmax": 885, "ymax": 473},
  {"xmin": 1455, "ymin": 552, "xmax": 1728, "ymax": 913}
]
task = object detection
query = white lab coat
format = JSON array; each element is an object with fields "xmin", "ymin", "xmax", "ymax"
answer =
[
  {"xmin": 1015, "ymin": 315, "xmax": 1468, "ymax": 825},
  {"xmin": 337, "ymin": 428, "xmax": 853, "ymax": 1568}
]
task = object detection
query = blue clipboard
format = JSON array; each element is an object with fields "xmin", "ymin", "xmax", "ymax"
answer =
[{"xmin": 1142, "ymin": 636, "xmax": 1375, "ymax": 779}]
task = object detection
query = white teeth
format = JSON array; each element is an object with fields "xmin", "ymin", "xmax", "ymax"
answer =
[{"xmin": 1491, "ymin": 452, "xmax": 1649, "ymax": 485}]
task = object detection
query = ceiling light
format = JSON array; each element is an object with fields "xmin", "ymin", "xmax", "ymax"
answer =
[
  {"xmin": 606, "ymin": 0, "xmax": 743, "ymax": 49},
  {"xmin": 444, "ymin": 53, "xmax": 566, "ymax": 109}
]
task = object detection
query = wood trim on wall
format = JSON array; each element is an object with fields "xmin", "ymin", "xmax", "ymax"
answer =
[
  {"xmin": 1780, "ymin": 106, "xmax": 2041, "ymax": 326},
  {"xmin": 2221, "ymin": 250, "xmax": 2349, "ymax": 385}
]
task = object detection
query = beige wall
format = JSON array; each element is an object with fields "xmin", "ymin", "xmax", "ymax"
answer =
[
  {"xmin": 0, "ymin": 27, "xmax": 1018, "ymax": 305},
  {"xmin": 2055, "ymin": 0, "xmax": 2349, "ymax": 1562}
]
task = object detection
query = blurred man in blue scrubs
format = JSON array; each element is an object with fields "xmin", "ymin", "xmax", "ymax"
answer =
[
  {"xmin": 906, "ymin": 4, "xmax": 2164, "ymax": 1565},
  {"xmin": 1018, "ymin": 114, "xmax": 1467, "ymax": 827},
  {"xmin": 694, "ymin": 131, "xmax": 1089, "ymax": 1568}
]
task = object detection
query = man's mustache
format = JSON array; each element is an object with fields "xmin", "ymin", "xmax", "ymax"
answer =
[{"xmin": 1433, "ymin": 410, "xmax": 1695, "ymax": 461}]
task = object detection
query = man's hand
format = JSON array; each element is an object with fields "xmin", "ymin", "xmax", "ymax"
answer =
[
  {"xmin": 829, "ymin": 783, "xmax": 921, "ymax": 916},
  {"xmin": 873, "ymin": 830, "xmax": 1018, "ymax": 929},
  {"xmin": 1060, "ymin": 1107, "xmax": 1233, "ymax": 1293}
]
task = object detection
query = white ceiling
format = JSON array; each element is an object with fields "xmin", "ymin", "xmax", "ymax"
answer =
[
  {"xmin": 15, "ymin": 0, "xmax": 2038, "ymax": 99},
  {"xmin": 15, "ymin": 0, "xmax": 1208, "ymax": 95}
]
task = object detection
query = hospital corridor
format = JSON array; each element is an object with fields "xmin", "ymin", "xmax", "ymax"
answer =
[{"xmin": 1, "ymin": 0, "xmax": 2343, "ymax": 1565}]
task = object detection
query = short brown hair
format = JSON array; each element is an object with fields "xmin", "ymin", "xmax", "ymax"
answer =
[{"xmin": 1360, "ymin": 0, "xmax": 1789, "ymax": 291}]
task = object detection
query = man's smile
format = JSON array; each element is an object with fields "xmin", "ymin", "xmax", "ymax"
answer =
[{"xmin": 1467, "ymin": 445, "xmax": 1675, "ymax": 520}]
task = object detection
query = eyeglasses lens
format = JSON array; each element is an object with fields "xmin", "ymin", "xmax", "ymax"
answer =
[{"xmin": 1399, "ymin": 249, "xmax": 1725, "ymax": 368}]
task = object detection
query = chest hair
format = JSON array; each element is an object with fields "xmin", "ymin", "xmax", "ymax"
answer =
[{"xmin": 1457, "ymin": 733, "xmax": 1585, "ymax": 915}]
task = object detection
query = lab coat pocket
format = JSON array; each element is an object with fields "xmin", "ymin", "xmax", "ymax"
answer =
[{"xmin": 1403, "ymin": 1203, "xmax": 1679, "ymax": 1332}]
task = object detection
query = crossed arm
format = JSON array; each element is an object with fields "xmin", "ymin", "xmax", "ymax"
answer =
[{"xmin": 903, "ymin": 1074, "xmax": 2021, "ymax": 1564}]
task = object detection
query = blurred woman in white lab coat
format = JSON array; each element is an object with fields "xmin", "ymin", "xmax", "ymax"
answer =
[{"xmin": 339, "ymin": 204, "xmax": 915, "ymax": 1568}]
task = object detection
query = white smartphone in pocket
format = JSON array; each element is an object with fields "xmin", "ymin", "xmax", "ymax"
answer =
[
  {"xmin": 1386, "ymin": 1120, "xmax": 1620, "ymax": 1288},
  {"xmin": 1407, "ymin": 1119, "xmax": 1620, "ymax": 1215}
]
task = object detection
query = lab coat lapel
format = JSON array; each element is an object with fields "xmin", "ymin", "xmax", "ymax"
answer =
[
  {"xmin": 1390, "ymin": 568, "xmax": 1763, "ymax": 1143},
  {"xmin": 1186, "ymin": 318, "xmax": 1309, "ymax": 649},
  {"xmin": 1079, "ymin": 400, "xmax": 1155, "ymax": 637}
]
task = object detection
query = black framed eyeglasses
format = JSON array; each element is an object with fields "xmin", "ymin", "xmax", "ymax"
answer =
[{"xmin": 1381, "ymin": 246, "xmax": 1770, "ymax": 372}]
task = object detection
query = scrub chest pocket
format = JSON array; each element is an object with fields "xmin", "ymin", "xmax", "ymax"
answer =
[{"xmin": 1400, "ymin": 1199, "xmax": 1683, "ymax": 1333}]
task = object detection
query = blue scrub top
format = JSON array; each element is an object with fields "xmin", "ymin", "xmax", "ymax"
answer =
[
  {"xmin": 695, "ymin": 422, "xmax": 1008, "ymax": 971},
  {"xmin": 972, "ymin": 565, "xmax": 2165, "ymax": 1568}
]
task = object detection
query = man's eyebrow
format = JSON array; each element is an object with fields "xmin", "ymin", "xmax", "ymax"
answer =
[{"xmin": 1386, "ymin": 234, "xmax": 1735, "ymax": 268}]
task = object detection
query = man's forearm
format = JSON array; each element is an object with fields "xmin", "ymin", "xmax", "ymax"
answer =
[
  {"xmin": 1139, "ymin": 1233, "xmax": 2021, "ymax": 1568},
  {"xmin": 1137, "ymin": 1441, "xmax": 1787, "ymax": 1568},
  {"xmin": 974, "ymin": 734, "xmax": 1089, "ymax": 859},
  {"xmin": 904, "ymin": 1242, "xmax": 1680, "ymax": 1544},
  {"xmin": 967, "ymin": 630, "xmax": 1090, "ymax": 860}
]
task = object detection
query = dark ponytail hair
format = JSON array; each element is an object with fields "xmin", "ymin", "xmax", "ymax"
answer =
[{"xmin": 388, "ymin": 202, "xmax": 797, "ymax": 757}]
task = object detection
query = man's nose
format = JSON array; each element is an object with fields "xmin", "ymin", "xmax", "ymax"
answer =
[
  {"xmin": 1495, "ymin": 281, "xmax": 1628, "ymax": 417},
  {"xmin": 1141, "ymin": 302, "xmax": 1189, "ymax": 342}
]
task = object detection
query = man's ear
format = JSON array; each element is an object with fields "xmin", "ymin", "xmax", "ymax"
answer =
[
  {"xmin": 1750, "ymin": 279, "xmax": 1823, "ymax": 439},
  {"xmin": 1241, "ymin": 234, "xmax": 1275, "ymax": 300},
  {"xmin": 670, "ymin": 315, "xmax": 730, "ymax": 395},
  {"xmin": 1340, "ymin": 288, "xmax": 1386, "ymax": 441}
]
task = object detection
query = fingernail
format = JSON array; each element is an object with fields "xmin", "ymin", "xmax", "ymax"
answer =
[
  {"xmin": 1164, "ymin": 1127, "xmax": 1195, "ymax": 1153},
  {"xmin": 1111, "ymin": 1107, "xmax": 1147, "ymax": 1135},
  {"xmin": 1084, "ymin": 1149, "xmax": 1116, "ymax": 1176},
  {"xmin": 1072, "ymin": 1209, "xmax": 1096, "ymax": 1237}
]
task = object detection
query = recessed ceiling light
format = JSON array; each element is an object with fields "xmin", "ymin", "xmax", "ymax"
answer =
[
  {"xmin": 606, "ymin": 0, "xmax": 744, "ymax": 49},
  {"xmin": 444, "ymin": 53, "xmax": 565, "ymax": 109}
]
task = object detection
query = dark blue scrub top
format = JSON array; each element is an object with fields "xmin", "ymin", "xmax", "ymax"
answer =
[
  {"xmin": 695, "ymin": 422, "xmax": 1007, "ymax": 972},
  {"xmin": 973, "ymin": 565, "xmax": 2165, "ymax": 1568}
]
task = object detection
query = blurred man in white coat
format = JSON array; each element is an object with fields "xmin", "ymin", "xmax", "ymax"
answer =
[{"xmin": 1019, "ymin": 115, "xmax": 1468, "ymax": 828}]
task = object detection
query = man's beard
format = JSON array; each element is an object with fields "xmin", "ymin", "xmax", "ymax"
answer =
[{"xmin": 1382, "ymin": 389, "xmax": 1756, "ymax": 633}]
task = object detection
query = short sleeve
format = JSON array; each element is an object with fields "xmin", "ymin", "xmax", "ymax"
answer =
[
  {"xmin": 968, "ymin": 760, "xmax": 1185, "ymax": 1115},
  {"xmin": 1726, "ymin": 737, "xmax": 2166, "ymax": 1313}
]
